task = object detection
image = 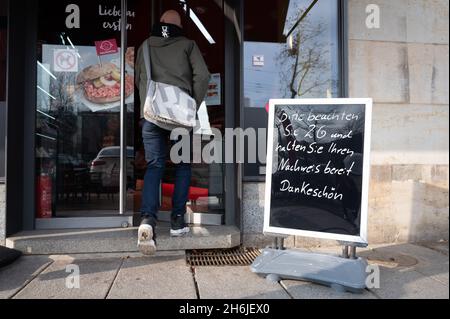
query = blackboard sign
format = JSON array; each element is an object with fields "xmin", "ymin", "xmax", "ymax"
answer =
[{"xmin": 264, "ymin": 99, "xmax": 372, "ymax": 244}]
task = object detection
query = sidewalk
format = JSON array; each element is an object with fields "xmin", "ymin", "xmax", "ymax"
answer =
[{"xmin": 0, "ymin": 242, "xmax": 448, "ymax": 299}]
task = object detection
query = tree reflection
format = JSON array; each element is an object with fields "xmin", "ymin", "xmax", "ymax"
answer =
[
  {"xmin": 49, "ymin": 73, "xmax": 78, "ymax": 154},
  {"xmin": 277, "ymin": 6, "xmax": 331, "ymax": 98}
]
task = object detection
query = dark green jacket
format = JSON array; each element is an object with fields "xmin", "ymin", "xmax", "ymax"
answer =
[{"xmin": 135, "ymin": 36, "xmax": 210, "ymax": 118}]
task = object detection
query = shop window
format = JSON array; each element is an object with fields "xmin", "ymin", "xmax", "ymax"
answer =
[
  {"xmin": 34, "ymin": 0, "xmax": 227, "ymax": 219},
  {"xmin": 35, "ymin": 0, "xmax": 131, "ymax": 217},
  {"xmin": 243, "ymin": 0, "xmax": 345, "ymax": 179}
]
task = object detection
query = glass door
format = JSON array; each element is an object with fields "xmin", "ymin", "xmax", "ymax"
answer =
[
  {"xmin": 34, "ymin": 0, "xmax": 229, "ymax": 226},
  {"xmin": 35, "ymin": 0, "xmax": 133, "ymax": 220}
]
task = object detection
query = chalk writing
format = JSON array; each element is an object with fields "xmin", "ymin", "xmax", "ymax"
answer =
[{"xmin": 267, "ymin": 101, "xmax": 370, "ymax": 238}]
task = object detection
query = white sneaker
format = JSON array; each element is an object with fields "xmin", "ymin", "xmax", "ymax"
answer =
[
  {"xmin": 170, "ymin": 226, "xmax": 190, "ymax": 237},
  {"xmin": 137, "ymin": 224, "xmax": 156, "ymax": 255}
]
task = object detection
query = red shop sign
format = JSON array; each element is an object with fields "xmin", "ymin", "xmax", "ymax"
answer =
[{"xmin": 95, "ymin": 39, "xmax": 119, "ymax": 56}]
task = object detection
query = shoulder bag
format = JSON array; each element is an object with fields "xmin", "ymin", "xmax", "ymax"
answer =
[{"xmin": 142, "ymin": 40, "xmax": 197, "ymax": 128}]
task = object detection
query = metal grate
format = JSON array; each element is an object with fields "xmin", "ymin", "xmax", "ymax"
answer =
[{"xmin": 186, "ymin": 247, "xmax": 260, "ymax": 266}]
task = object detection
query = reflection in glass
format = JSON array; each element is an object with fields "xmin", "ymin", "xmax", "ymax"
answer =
[
  {"xmin": 35, "ymin": 0, "xmax": 133, "ymax": 218},
  {"xmin": 244, "ymin": 0, "xmax": 341, "ymax": 108}
]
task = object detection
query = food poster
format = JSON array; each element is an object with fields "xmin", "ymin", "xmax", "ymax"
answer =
[
  {"xmin": 42, "ymin": 44, "xmax": 135, "ymax": 113},
  {"xmin": 205, "ymin": 73, "xmax": 221, "ymax": 106}
]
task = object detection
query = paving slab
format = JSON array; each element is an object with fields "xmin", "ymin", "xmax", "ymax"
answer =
[
  {"xmin": 371, "ymin": 243, "xmax": 449, "ymax": 268},
  {"xmin": 0, "ymin": 256, "xmax": 53, "ymax": 299},
  {"xmin": 195, "ymin": 266, "xmax": 290, "ymax": 299},
  {"xmin": 371, "ymin": 267, "xmax": 449, "ymax": 299},
  {"xmin": 413, "ymin": 263, "xmax": 449, "ymax": 287},
  {"xmin": 403, "ymin": 243, "xmax": 449, "ymax": 287},
  {"xmin": 107, "ymin": 256, "xmax": 196, "ymax": 299},
  {"xmin": 419, "ymin": 242, "xmax": 449, "ymax": 256},
  {"xmin": 13, "ymin": 257, "xmax": 122, "ymax": 299},
  {"xmin": 309, "ymin": 244, "xmax": 449, "ymax": 270},
  {"xmin": 365, "ymin": 244, "xmax": 449, "ymax": 288},
  {"xmin": 281, "ymin": 280, "xmax": 377, "ymax": 299},
  {"xmin": 269, "ymin": 244, "xmax": 449, "ymax": 299},
  {"xmin": 2, "ymin": 242, "xmax": 448, "ymax": 300}
]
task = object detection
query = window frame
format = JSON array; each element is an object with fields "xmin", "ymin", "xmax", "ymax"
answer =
[{"xmin": 0, "ymin": 0, "xmax": 8, "ymax": 182}]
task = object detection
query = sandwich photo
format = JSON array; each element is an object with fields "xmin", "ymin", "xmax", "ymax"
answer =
[
  {"xmin": 126, "ymin": 47, "xmax": 134, "ymax": 69},
  {"xmin": 76, "ymin": 62, "xmax": 134, "ymax": 104}
]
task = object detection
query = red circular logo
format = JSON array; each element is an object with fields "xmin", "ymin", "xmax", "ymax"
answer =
[{"xmin": 100, "ymin": 41, "xmax": 113, "ymax": 52}]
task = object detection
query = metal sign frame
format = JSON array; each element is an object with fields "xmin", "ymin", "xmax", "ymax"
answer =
[{"xmin": 263, "ymin": 98, "xmax": 373, "ymax": 244}]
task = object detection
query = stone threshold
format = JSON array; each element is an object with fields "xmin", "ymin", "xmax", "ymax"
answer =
[{"xmin": 6, "ymin": 224, "xmax": 241, "ymax": 255}]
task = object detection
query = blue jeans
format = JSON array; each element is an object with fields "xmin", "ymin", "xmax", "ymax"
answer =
[{"xmin": 140, "ymin": 120, "xmax": 192, "ymax": 220}]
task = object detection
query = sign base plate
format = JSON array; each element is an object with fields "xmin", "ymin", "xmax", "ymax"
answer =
[{"xmin": 251, "ymin": 248, "xmax": 368, "ymax": 294}]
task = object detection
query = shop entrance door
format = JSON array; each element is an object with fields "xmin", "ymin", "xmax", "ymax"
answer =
[
  {"xmin": 128, "ymin": 0, "xmax": 227, "ymax": 225},
  {"xmin": 33, "ymin": 0, "xmax": 237, "ymax": 228},
  {"xmin": 34, "ymin": 0, "xmax": 134, "ymax": 229}
]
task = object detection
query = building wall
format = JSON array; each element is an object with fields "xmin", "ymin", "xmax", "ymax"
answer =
[{"xmin": 242, "ymin": 0, "xmax": 449, "ymax": 248}]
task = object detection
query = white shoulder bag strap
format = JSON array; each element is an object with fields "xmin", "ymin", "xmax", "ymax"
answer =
[
  {"xmin": 142, "ymin": 39, "xmax": 152, "ymax": 83},
  {"xmin": 142, "ymin": 39, "xmax": 157, "ymax": 113}
]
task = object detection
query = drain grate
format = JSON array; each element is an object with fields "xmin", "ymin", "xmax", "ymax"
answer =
[{"xmin": 186, "ymin": 247, "xmax": 260, "ymax": 266}]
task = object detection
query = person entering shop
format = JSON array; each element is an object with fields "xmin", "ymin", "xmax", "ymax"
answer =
[{"xmin": 135, "ymin": 9, "xmax": 210, "ymax": 255}]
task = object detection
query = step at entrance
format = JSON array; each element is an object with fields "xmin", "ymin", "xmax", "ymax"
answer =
[{"xmin": 6, "ymin": 225, "xmax": 240, "ymax": 255}]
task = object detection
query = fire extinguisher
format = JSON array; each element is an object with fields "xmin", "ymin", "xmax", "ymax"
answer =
[{"xmin": 36, "ymin": 173, "xmax": 52, "ymax": 218}]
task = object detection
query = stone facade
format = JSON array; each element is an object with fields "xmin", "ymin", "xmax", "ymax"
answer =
[{"xmin": 242, "ymin": 0, "xmax": 449, "ymax": 248}]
